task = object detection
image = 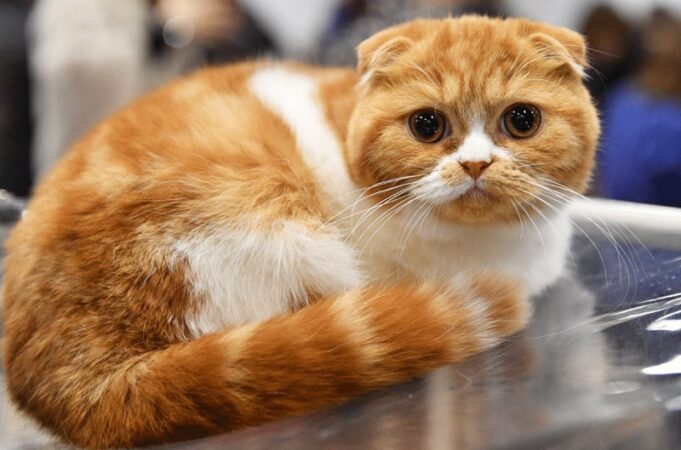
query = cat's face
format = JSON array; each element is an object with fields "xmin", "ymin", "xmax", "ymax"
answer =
[{"xmin": 346, "ymin": 16, "xmax": 600, "ymax": 225}]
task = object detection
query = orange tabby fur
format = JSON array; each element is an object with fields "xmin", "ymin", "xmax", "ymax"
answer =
[{"xmin": 2, "ymin": 16, "xmax": 598, "ymax": 448}]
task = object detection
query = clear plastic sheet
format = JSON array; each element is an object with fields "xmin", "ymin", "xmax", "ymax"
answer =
[{"xmin": 0, "ymin": 204, "xmax": 679, "ymax": 449}]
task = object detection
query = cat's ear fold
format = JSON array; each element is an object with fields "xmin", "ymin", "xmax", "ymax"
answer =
[
  {"xmin": 527, "ymin": 25, "xmax": 588, "ymax": 78},
  {"xmin": 357, "ymin": 36, "xmax": 413, "ymax": 77},
  {"xmin": 356, "ymin": 21, "xmax": 426, "ymax": 82}
]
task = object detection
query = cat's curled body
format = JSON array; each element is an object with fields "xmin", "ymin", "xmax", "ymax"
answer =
[{"xmin": 2, "ymin": 16, "xmax": 599, "ymax": 448}]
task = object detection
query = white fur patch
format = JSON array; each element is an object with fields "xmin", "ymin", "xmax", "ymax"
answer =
[
  {"xmin": 249, "ymin": 66, "xmax": 355, "ymax": 201},
  {"xmin": 412, "ymin": 172, "xmax": 475, "ymax": 205},
  {"xmin": 463, "ymin": 295, "xmax": 499, "ymax": 350},
  {"xmin": 414, "ymin": 209, "xmax": 571, "ymax": 296},
  {"xmin": 411, "ymin": 123, "xmax": 510, "ymax": 204},
  {"xmin": 453, "ymin": 123, "xmax": 510, "ymax": 164},
  {"xmin": 175, "ymin": 221, "xmax": 363, "ymax": 337}
]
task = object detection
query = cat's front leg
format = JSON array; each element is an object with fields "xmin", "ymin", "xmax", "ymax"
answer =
[{"xmin": 443, "ymin": 273, "xmax": 532, "ymax": 347}]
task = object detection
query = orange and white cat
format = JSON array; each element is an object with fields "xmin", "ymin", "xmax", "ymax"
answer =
[{"xmin": 2, "ymin": 16, "xmax": 599, "ymax": 449}]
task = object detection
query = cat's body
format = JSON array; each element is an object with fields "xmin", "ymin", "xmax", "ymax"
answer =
[{"xmin": 2, "ymin": 17, "xmax": 598, "ymax": 448}]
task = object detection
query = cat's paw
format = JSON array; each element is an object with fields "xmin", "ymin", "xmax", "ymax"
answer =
[
  {"xmin": 465, "ymin": 273, "xmax": 531, "ymax": 340},
  {"xmin": 409, "ymin": 274, "xmax": 530, "ymax": 356},
  {"xmin": 435, "ymin": 273, "xmax": 530, "ymax": 352}
]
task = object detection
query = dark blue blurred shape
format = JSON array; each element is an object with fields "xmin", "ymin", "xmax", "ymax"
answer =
[{"xmin": 600, "ymin": 83, "xmax": 681, "ymax": 207}]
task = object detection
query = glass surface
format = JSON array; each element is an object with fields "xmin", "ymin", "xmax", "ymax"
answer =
[{"xmin": 1, "ymin": 212, "xmax": 680, "ymax": 449}]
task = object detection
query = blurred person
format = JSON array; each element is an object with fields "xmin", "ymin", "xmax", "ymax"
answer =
[
  {"xmin": 599, "ymin": 10, "xmax": 681, "ymax": 207},
  {"xmin": 317, "ymin": 0, "xmax": 504, "ymax": 66},
  {"xmin": 0, "ymin": 0, "xmax": 33, "ymax": 197},
  {"xmin": 581, "ymin": 4, "xmax": 639, "ymax": 106},
  {"xmin": 638, "ymin": 8, "xmax": 681, "ymax": 100},
  {"xmin": 29, "ymin": 0, "xmax": 275, "ymax": 181}
]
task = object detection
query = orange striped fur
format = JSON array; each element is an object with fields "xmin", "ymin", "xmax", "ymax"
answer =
[{"xmin": 2, "ymin": 16, "xmax": 598, "ymax": 448}]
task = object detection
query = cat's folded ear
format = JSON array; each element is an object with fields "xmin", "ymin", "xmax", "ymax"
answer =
[
  {"xmin": 524, "ymin": 22, "xmax": 589, "ymax": 78},
  {"xmin": 356, "ymin": 20, "xmax": 428, "ymax": 83}
]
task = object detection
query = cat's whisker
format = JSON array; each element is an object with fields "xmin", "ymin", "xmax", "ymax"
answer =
[
  {"xmin": 539, "ymin": 177, "xmax": 651, "ymax": 260},
  {"xmin": 534, "ymin": 177, "xmax": 649, "ymax": 282},
  {"xmin": 562, "ymin": 43, "xmax": 613, "ymax": 82},
  {"xmin": 518, "ymin": 198, "xmax": 551, "ymax": 257},
  {"xmin": 505, "ymin": 46, "xmax": 524, "ymax": 82},
  {"xmin": 356, "ymin": 192, "xmax": 428, "ymax": 257},
  {"xmin": 325, "ymin": 176, "xmax": 423, "ymax": 220},
  {"xmin": 345, "ymin": 187, "xmax": 414, "ymax": 243},
  {"xmin": 332, "ymin": 175, "xmax": 421, "ymax": 206},
  {"xmin": 514, "ymin": 189, "xmax": 560, "ymax": 241},
  {"xmin": 510, "ymin": 199, "xmax": 526, "ymax": 239},
  {"xmin": 401, "ymin": 161, "xmax": 436, "ymax": 172},
  {"xmin": 397, "ymin": 197, "xmax": 434, "ymax": 262},
  {"xmin": 509, "ymin": 53, "xmax": 561, "ymax": 82},
  {"xmin": 532, "ymin": 178, "xmax": 649, "ymax": 303},
  {"xmin": 354, "ymin": 190, "xmax": 421, "ymax": 246},
  {"xmin": 398, "ymin": 198, "xmax": 429, "ymax": 245},
  {"xmin": 512, "ymin": 159, "xmax": 546, "ymax": 171},
  {"xmin": 515, "ymin": 198, "xmax": 547, "ymax": 256},
  {"xmin": 342, "ymin": 180, "xmax": 423, "ymax": 222},
  {"xmin": 415, "ymin": 201, "xmax": 435, "ymax": 236},
  {"xmin": 358, "ymin": 196, "xmax": 424, "ymax": 257},
  {"xmin": 344, "ymin": 182, "xmax": 422, "ymax": 240},
  {"xmin": 352, "ymin": 196, "xmax": 410, "ymax": 251},
  {"xmin": 517, "ymin": 184, "xmax": 616, "ymax": 287},
  {"xmin": 349, "ymin": 174, "xmax": 422, "ymax": 196},
  {"xmin": 323, "ymin": 177, "xmax": 422, "ymax": 227}
]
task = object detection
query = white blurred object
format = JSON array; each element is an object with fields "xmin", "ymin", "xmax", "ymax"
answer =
[
  {"xmin": 504, "ymin": 0, "xmax": 681, "ymax": 30},
  {"xmin": 28, "ymin": 0, "xmax": 149, "ymax": 180},
  {"xmin": 28, "ymin": 0, "xmax": 195, "ymax": 181},
  {"xmin": 569, "ymin": 197, "xmax": 681, "ymax": 250},
  {"xmin": 239, "ymin": 0, "xmax": 339, "ymax": 57}
]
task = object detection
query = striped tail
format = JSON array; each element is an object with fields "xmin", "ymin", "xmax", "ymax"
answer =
[{"xmin": 6, "ymin": 275, "xmax": 528, "ymax": 449}]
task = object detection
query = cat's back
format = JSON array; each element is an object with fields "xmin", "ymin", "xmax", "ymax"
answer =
[
  {"xmin": 3, "ymin": 61, "xmax": 359, "ymax": 323},
  {"xmin": 18, "ymin": 61, "xmax": 359, "ymax": 233},
  {"xmin": 39, "ymin": 61, "xmax": 356, "ymax": 194}
]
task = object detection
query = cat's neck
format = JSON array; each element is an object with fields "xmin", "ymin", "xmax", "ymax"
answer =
[{"xmin": 315, "ymin": 68, "xmax": 360, "ymax": 148}]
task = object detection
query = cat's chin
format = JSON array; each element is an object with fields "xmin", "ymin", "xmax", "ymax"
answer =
[{"xmin": 433, "ymin": 196, "xmax": 522, "ymax": 226}]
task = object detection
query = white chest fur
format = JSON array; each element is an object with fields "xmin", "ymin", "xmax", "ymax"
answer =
[{"xmin": 345, "ymin": 200, "xmax": 573, "ymax": 296}]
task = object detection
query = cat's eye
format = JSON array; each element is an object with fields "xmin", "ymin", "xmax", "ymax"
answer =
[
  {"xmin": 408, "ymin": 109, "xmax": 448, "ymax": 143},
  {"xmin": 501, "ymin": 104, "xmax": 542, "ymax": 138}
]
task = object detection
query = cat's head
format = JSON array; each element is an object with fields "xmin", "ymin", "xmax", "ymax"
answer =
[{"xmin": 346, "ymin": 16, "xmax": 600, "ymax": 226}]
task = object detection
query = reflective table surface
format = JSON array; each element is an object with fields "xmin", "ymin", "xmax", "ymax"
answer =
[{"xmin": 1, "ymin": 200, "xmax": 680, "ymax": 449}]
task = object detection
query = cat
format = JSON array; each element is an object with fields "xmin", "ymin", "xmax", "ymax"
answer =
[{"xmin": 2, "ymin": 16, "xmax": 599, "ymax": 449}]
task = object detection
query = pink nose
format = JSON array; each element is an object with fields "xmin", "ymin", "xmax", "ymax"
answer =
[{"xmin": 459, "ymin": 160, "xmax": 492, "ymax": 179}]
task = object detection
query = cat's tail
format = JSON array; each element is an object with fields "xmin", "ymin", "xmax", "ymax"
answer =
[{"xmin": 7, "ymin": 275, "xmax": 529, "ymax": 449}]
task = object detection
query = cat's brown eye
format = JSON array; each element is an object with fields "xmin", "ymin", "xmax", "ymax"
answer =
[
  {"xmin": 408, "ymin": 109, "xmax": 447, "ymax": 143},
  {"xmin": 502, "ymin": 104, "xmax": 542, "ymax": 138}
]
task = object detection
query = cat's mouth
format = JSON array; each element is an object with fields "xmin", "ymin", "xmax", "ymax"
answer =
[
  {"xmin": 462, "ymin": 185, "xmax": 487, "ymax": 198},
  {"xmin": 446, "ymin": 177, "xmax": 495, "ymax": 202},
  {"xmin": 454, "ymin": 183, "xmax": 496, "ymax": 206},
  {"xmin": 410, "ymin": 173, "xmax": 498, "ymax": 206}
]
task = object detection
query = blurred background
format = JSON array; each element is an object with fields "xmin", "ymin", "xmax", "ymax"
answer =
[{"xmin": 0, "ymin": 0, "xmax": 680, "ymax": 206}]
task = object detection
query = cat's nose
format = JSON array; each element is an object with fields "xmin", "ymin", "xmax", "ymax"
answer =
[{"xmin": 459, "ymin": 160, "xmax": 492, "ymax": 179}]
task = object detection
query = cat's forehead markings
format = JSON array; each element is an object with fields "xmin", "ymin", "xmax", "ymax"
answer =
[{"xmin": 452, "ymin": 122, "xmax": 510, "ymax": 163}]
